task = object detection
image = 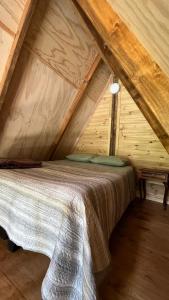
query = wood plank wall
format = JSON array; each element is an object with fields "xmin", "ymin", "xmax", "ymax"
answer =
[
  {"xmin": 116, "ymin": 85, "xmax": 169, "ymax": 169},
  {"xmin": 74, "ymin": 86, "xmax": 112, "ymax": 155},
  {"xmin": 76, "ymin": 80, "xmax": 169, "ymax": 203},
  {"xmin": 75, "ymin": 0, "xmax": 169, "ymax": 203},
  {"xmin": 106, "ymin": 0, "xmax": 169, "ymax": 203},
  {"xmin": 116, "ymin": 84, "xmax": 169, "ymax": 203},
  {"xmin": 0, "ymin": 0, "xmax": 100, "ymax": 160}
]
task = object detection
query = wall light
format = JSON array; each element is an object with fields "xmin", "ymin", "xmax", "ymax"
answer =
[{"xmin": 110, "ymin": 82, "xmax": 120, "ymax": 95}]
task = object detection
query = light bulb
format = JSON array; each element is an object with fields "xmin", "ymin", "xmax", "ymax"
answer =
[{"xmin": 110, "ymin": 82, "xmax": 120, "ymax": 94}]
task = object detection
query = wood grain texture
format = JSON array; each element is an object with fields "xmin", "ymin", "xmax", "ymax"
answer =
[
  {"xmin": 0, "ymin": 0, "xmax": 37, "ymax": 107},
  {"xmin": 47, "ymin": 54, "xmax": 101, "ymax": 159},
  {"xmin": 74, "ymin": 87, "xmax": 112, "ymax": 155},
  {"xmin": 0, "ymin": 0, "xmax": 25, "ymax": 86},
  {"xmin": 76, "ymin": 0, "xmax": 169, "ymax": 153},
  {"xmin": 100, "ymin": 200, "xmax": 169, "ymax": 300},
  {"xmin": 0, "ymin": 0, "xmax": 100, "ymax": 160},
  {"xmin": 0, "ymin": 28, "xmax": 13, "ymax": 81},
  {"xmin": 108, "ymin": 0, "xmax": 169, "ymax": 78},
  {"xmin": 25, "ymin": 0, "xmax": 98, "ymax": 88},
  {"xmin": 116, "ymin": 84, "xmax": 169, "ymax": 170},
  {"xmin": 109, "ymin": 77, "xmax": 118, "ymax": 155},
  {"xmin": 0, "ymin": 47, "xmax": 77, "ymax": 160},
  {"xmin": 0, "ymin": 240, "xmax": 49, "ymax": 300},
  {"xmin": 0, "ymin": 0, "xmax": 27, "ymax": 35},
  {"xmin": 53, "ymin": 61, "xmax": 111, "ymax": 159}
]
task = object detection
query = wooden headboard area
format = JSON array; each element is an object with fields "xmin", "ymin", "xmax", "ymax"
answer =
[{"xmin": 75, "ymin": 82, "xmax": 169, "ymax": 203}]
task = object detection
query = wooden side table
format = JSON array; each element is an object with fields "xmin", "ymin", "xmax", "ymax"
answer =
[{"xmin": 137, "ymin": 168, "xmax": 169, "ymax": 210}]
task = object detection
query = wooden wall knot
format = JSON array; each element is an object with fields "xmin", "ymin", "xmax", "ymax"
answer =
[
  {"xmin": 103, "ymin": 43, "xmax": 108, "ymax": 50},
  {"xmin": 110, "ymin": 19, "xmax": 120, "ymax": 35},
  {"xmin": 152, "ymin": 61, "xmax": 161, "ymax": 78}
]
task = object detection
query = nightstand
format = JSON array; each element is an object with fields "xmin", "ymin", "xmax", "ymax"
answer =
[{"xmin": 137, "ymin": 168, "xmax": 169, "ymax": 210}]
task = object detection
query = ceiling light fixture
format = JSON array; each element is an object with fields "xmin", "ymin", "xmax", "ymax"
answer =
[{"xmin": 110, "ymin": 82, "xmax": 120, "ymax": 95}]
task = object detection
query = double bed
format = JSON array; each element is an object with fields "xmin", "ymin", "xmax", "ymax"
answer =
[{"xmin": 0, "ymin": 159, "xmax": 135, "ymax": 300}]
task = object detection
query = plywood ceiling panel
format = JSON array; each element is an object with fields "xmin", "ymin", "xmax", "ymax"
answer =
[
  {"xmin": 53, "ymin": 61, "xmax": 111, "ymax": 159},
  {"xmin": 108, "ymin": 0, "xmax": 169, "ymax": 78},
  {"xmin": 0, "ymin": 28, "xmax": 13, "ymax": 79},
  {"xmin": 0, "ymin": 0, "xmax": 26, "ymax": 87},
  {"xmin": 0, "ymin": 0, "xmax": 99, "ymax": 160},
  {"xmin": 0, "ymin": 47, "xmax": 77, "ymax": 160},
  {"xmin": 0, "ymin": 0, "xmax": 27, "ymax": 35},
  {"xmin": 0, "ymin": 0, "xmax": 37, "ymax": 108},
  {"xmin": 25, "ymin": 0, "xmax": 98, "ymax": 88},
  {"xmin": 0, "ymin": 0, "xmax": 100, "ymax": 160}
]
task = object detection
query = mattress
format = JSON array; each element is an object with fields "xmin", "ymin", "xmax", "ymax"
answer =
[{"xmin": 0, "ymin": 160, "xmax": 135, "ymax": 300}]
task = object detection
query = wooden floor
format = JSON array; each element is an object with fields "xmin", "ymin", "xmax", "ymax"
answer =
[{"xmin": 0, "ymin": 200, "xmax": 169, "ymax": 300}]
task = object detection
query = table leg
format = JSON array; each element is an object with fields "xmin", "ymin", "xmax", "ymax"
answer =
[{"xmin": 163, "ymin": 182, "xmax": 169, "ymax": 210}]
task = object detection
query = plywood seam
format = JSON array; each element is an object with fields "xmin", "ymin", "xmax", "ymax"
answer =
[
  {"xmin": 52, "ymin": 62, "xmax": 111, "ymax": 158},
  {"xmin": 23, "ymin": 43, "xmax": 79, "ymax": 89},
  {"xmin": 47, "ymin": 54, "xmax": 101, "ymax": 159},
  {"xmin": 0, "ymin": 20, "xmax": 15, "ymax": 37}
]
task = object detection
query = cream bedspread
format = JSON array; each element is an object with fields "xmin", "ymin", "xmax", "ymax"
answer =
[{"xmin": 0, "ymin": 160, "xmax": 135, "ymax": 299}]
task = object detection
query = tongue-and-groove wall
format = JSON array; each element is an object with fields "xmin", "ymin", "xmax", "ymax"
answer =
[{"xmin": 74, "ymin": 87, "xmax": 112, "ymax": 155}]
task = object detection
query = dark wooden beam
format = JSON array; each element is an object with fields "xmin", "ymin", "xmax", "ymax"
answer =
[
  {"xmin": 109, "ymin": 77, "xmax": 119, "ymax": 155},
  {"xmin": 74, "ymin": 0, "xmax": 169, "ymax": 153}
]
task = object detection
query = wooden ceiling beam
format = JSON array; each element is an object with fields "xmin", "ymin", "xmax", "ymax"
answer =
[
  {"xmin": 0, "ymin": 0, "xmax": 37, "ymax": 108},
  {"xmin": 74, "ymin": 0, "xmax": 169, "ymax": 153},
  {"xmin": 51, "ymin": 60, "xmax": 111, "ymax": 159},
  {"xmin": 48, "ymin": 54, "xmax": 101, "ymax": 159}
]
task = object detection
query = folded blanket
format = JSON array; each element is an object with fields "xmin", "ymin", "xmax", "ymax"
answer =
[{"xmin": 0, "ymin": 159, "xmax": 42, "ymax": 169}]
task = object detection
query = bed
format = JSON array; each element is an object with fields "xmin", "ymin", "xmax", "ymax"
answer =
[{"xmin": 0, "ymin": 160, "xmax": 136, "ymax": 300}]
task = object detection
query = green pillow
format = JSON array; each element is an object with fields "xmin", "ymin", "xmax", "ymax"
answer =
[
  {"xmin": 90, "ymin": 155, "xmax": 128, "ymax": 167},
  {"xmin": 66, "ymin": 153, "xmax": 95, "ymax": 162}
]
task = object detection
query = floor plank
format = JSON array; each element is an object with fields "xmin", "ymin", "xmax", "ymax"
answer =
[
  {"xmin": 0, "ymin": 200, "xmax": 169, "ymax": 299},
  {"xmin": 0, "ymin": 240, "xmax": 49, "ymax": 300},
  {"xmin": 99, "ymin": 200, "xmax": 169, "ymax": 300}
]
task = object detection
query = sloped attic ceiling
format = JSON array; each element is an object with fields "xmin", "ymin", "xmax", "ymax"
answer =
[
  {"xmin": 0, "ymin": 0, "xmax": 169, "ymax": 160},
  {"xmin": 75, "ymin": 0, "xmax": 169, "ymax": 153},
  {"xmin": 108, "ymin": 0, "xmax": 169, "ymax": 78},
  {"xmin": 0, "ymin": 0, "xmax": 36, "ymax": 105},
  {"xmin": 0, "ymin": 0, "xmax": 111, "ymax": 160}
]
